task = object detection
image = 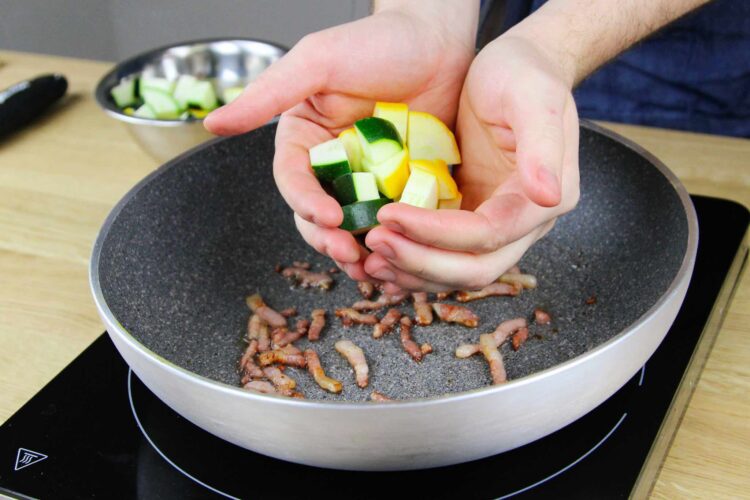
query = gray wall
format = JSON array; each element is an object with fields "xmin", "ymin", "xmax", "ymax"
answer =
[{"xmin": 0, "ymin": 0, "xmax": 371, "ymax": 61}]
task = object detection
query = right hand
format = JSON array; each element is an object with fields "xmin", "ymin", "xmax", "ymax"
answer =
[{"xmin": 204, "ymin": 4, "xmax": 477, "ymax": 281}]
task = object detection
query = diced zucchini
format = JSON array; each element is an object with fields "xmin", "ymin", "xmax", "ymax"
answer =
[
  {"xmin": 173, "ymin": 75, "xmax": 198, "ymax": 109},
  {"xmin": 141, "ymin": 89, "xmax": 182, "ymax": 119},
  {"xmin": 338, "ymin": 128, "xmax": 363, "ymax": 172},
  {"xmin": 189, "ymin": 108, "xmax": 210, "ymax": 119},
  {"xmin": 332, "ymin": 172, "xmax": 380, "ymax": 205},
  {"xmin": 140, "ymin": 76, "xmax": 175, "ymax": 94},
  {"xmin": 187, "ymin": 81, "xmax": 218, "ymax": 110},
  {"xmin": 222, "ymin": 86, "xmax": 244, "ymax": 104},
  {"xmin": 399, "ymin": 169, "xmax": 438, "ymax": 209},
  {"xmin": 373, "ymin": 102, "xmax": 408, "ymax": 143},
  {"xmin": 407, "ymin": 111, "xmax": 461, "ymax": 164},
  {"xmin": 110, "ymin": 78, "xmax": 137, "ymax": 108},
  {"xmin": 362, "ymin": 147, "xmax": 410, "ymax": 200},
  {"xmin": 438, "ymin": 192, "xmax": 462, "ymax": 209},
  {"xmin": 309, "ymin": 138, "xmax": 352, "ymax": 183},
  {"xmin": 122, "ymin": 107, "xmax": 136, "ymax": 116},
  {"xmin": 133, "ymin": 104, "xmax": 157, "ymax": 119},
  {"xmin": 340, "ymin": 198, "xmax": 391, "ymax": 235},
  {"xmin": 355, "ymin": 117, "xmax": 403, "ymax": 164},
  {"xmin": 409, "ymin": 159, "xmax": 458, "ymax": 200}
]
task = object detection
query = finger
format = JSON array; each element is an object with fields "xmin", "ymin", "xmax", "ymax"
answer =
[
  {"xmin": 507, "ymin": 83, "xmax": 567, "ymax": 207},
  {"xmin": 376, "ymin": 191, "xmax": 552, "ymax": 254},
  {"xmin": 273, "ymin": 115, "xmax": 342, "ymax": 227},
  {"xmin": 204, "ymin": 33, "xmax": 328, "ymax": 135},
  {"xmin": 363, "ymin": 252, "xmax": 454, "ymax": 293},
  {"xmin": 365, "ymin": 225, "xmax": 540, "ymax": 289},
  {"xmin": 294, "ymin": 214, "xmax": 360, "ymax": 263}
]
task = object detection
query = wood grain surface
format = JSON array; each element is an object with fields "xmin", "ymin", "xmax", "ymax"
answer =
[{"xmin": 0, "ymin": 50, "xmax": 747, "ymax": 498}]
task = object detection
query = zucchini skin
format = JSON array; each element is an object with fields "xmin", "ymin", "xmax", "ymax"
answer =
[{"xmin": 340, "ymin": 198, "xmax": 391, "ymax": 234}]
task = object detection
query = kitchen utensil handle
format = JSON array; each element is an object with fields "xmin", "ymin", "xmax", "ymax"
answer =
[{"xmin": 0, "ymin": 74, "xmax": 68, "ymax": 139}]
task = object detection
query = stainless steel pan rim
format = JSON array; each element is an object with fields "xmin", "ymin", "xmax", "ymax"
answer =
[{"xmin": 89, "ymin": 120, "xmax": 698, "ymax": 410}]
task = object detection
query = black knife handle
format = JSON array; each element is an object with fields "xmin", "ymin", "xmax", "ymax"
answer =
[{"xmin": 0, "ymin": 74, "xmax": 68, "ymax": 139}]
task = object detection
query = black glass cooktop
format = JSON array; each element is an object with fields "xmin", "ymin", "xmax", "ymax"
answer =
[{"xmin": 0, "ymin": 196, "xmax": 747, "ymax": 500}]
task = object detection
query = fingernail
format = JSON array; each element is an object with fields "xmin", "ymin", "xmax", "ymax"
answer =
[
  {"xmin": 537, "ymin": 167, "xmax": 561, "ymax": 196},
  {"xmin": 372, "ymin": 243, "xmax": 395, "ymax": 260},
  {"xmin": 370, "ymin": 267, "xmax": 395, "ymax": 282},
  {"xmin": 381, "ymin": 222, "xmax": 403, "ymax": 234}
]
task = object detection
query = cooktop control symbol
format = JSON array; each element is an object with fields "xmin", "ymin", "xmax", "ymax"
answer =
[{"xmin": 14, "ymin": 448, "xmax": 47, "ymax": 471}]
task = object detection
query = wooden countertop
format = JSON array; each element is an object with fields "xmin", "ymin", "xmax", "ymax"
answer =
[{"xmin": 0, "ymin": 50, "xmax": 747, "ymax": 497}]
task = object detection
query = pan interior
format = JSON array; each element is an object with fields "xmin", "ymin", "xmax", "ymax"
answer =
[{"xmin": 97, "ymin": 125, "xmax": 689, "ymax": 401}]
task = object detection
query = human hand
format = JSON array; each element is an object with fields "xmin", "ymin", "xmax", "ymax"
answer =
[
  {"xmin": 364, "ymin": 35, "xmax": 580, "ymax": 292},
  {"xmin": 205, "ymin": 2, "xmax": 478, "ymax": 282}
]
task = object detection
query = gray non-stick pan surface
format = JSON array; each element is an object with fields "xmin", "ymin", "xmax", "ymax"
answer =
[{"xmin": 97, "ymin": 123, "xmax": 688, "ymax": 401}]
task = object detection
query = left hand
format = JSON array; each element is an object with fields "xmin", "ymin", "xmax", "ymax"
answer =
[{"xmin": 363, "ymin": 35, "xmax": 581, "ymax": 292}]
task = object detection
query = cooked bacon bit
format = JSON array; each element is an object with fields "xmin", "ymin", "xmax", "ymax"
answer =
[
  {"xmin": 258, "ymin": 349, "xmax": 306, "ymax": 368},
  {"xmin": 352, "ymin": 290, "xmax": 409, "ymax": 311},
  {"xmin": 274, "ymin": 263, "xmax": 283, "ymax": 273},
  {"xmin": 257, "ymin": 321, "xmax": 271, "ymax": 352},
  {"xmin": 455, "ymin": 318, "xmax": 528, "ymax": 358},
  {"xmin": 247, "ymin": 313, "xmax": 265, "ymax": 341},
  {"xmin": 289, "ymin": 392, "xmax": 305, "ymax": 399},
  {"xmin": 435, "ymin": 292, "xmax": 453, "ymax": 301},
  {"xmin": 373, "ymin": 308, "xmax": 401, "ymax": 338},
  {"xmin": 455, "ymin": 282, "xmax": 519, "ymax": 302},
  {"xmin": 243, "ymin": 380, "xmax": 278, "ymax": 394},
  {"xmin": 307, "ymin": 309, "xmax": 326, "ymax": 341},
  {"xmin": 357, "ymin": 281, "xmax": 375, "ymax": 299},
  {"xmin": 412, "ymin": 292, "xmax": 433, "ymax": 325},
  {"xmin": 370, "ymin": 391, "xmax": 393, "ymax": 402},
  {"xmin": 498, "ymin": 272, "xmax": 537, "ymax": 290},
  {"xmin": 399, "ymin": 316, "xmax": 423, "ymax": 362},
  {"xmin": 480, "ymin": 333, "xmax": 507, "ymax": 384},
  {"xmin": 239, "ymin": 339, "xmax": 264, "ymax": 381},
  {"xmin": 534, "ymin": 308, "xmax": 552, "ymax": 325},
  {"xmin": 432, "ymin": 303, "xmax": 479, "ymax": 328},
  {"xmin": 280, "ymin": 307, "xmax": 297, "ymax": 318},
  {"xmin": 272, "ymin": 319, "xmax": 309, "ymax": 348},
  {"xmin": 292, "ymin": 260, "xmax": 311, "ymax": 269},
  {"xmin": 280, "ymin": 265, "xmax": 333, "ymax": 290},
  {"xmin": 304, "ymin": 349, "xmax": 343, "ymax": 393},
  {"xmin": 246, "ymin": 293, "xmax": 287, "ymax": 328},
  {"xmin": 262, "ymin": 366, "xmax": 297, "ymax": 394},
  {"xmin": 511, "ymin": 327, "xmax": 529, "ymax": 351},
  {"xmin": 335, "ymin": 308, "xmax": 378, "ymax": 326},
  {"xmin": 281, "ymin": 344, "xmax": 302, "ymax": 356},
  {"xmin": 585, "ymin": 294, "xmax": 598, "ymax": 305},
  {"xmin": 420, "ymin": 343, "xmax": 433, "ymax": 355},
  {"xmin": 335, "ymin": 340, "xmax": 369, "ymax": 388}
]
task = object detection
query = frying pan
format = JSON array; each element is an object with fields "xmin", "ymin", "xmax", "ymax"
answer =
[{"xmin": 90, "ymin": 121, "xmax": 697, "ymax": 470}]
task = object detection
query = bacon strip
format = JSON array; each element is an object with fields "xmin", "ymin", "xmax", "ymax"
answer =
[
  {"xmin": 534, "ymin": 308, "xmax": 552, "ymax": 325},
  {"xmin": 272, "ymin": 319, "xmax": 309, "ymax": 348},
  {"xmin": 352, "ymin": 291, "xmax": 409, "ymax": 311},
  {"xmin": 243, "ymin": 380, "xmax": 278, "ymax": 394},
  {"xmin": 412, "ymin": 292, "xmax": 433, "ymax": 326},
  {"xmin": 335, "ymin": 308, "xmax": 378, "ymax": 326},
  {"xmin": 262, "ymin": 366, "xmax": 297, "ymax": 394},
  {"xmin": 280, "ymin": 307, "xmax": 297, "ymax": 318},
  {"xmin": 373, "ymin": 308, "xmax": 401, "ymax": 338},
  {"xmin": 455, "ymin": 318, "xmax": 528, "ymax": 358},
  {"xmin": 480, "ymin": 333, "xmax": 507, "ymax": 384},
  {"xmin": 335, "ymin": 340, "xmax": 369, "ymax": 388},
  {"xmin": 292, "ymin": 260, "xmax": 311, "ymax": 269},
  {"xmin": 498, "ymin": 272, "xmax": 537, "ymax": 290},
  {"xmin": 246, "ymin": 293, "xmax": 287, "ymax": 328},
  {"xmin": 307, "ymin": 309, "xmax": 326, "ymax": 341},
  {"xmin": 239, "ymin": 339, "xmax": 264, "ymax": 381},
  {"xmin": 420, "ymin": 343, "xmax": 433, "ymax": 355},
  {"xmin": 455, "ymin": 282, "xmax": 518, "ymax": 302},
  {"xmin": 258, "ymin": 348, "xmax": 306, "ymax": 368},
  {"xmin": 247, "ymin": 313, "xmax": 263, "ymax": 340},
  {"xmin": 304, "ymin": 349, "xmax": 343, "ymax": 393},
  {"xmin": 432, "ymin": 303, "xmax": 479, "ymax": 328},
  {"xmin": 399, "ymin": 316, "xmax": 423, "ymax": 362},
  {"xmin": 257, "ymin": 321, "xmax": 271, "ymax": 352},
  {"xmin": 435, "ymin": 292, "xmax": 452, "ymax": 301},
  {"xmin": 370, "ymin": 391, "xmax": 393, "ymax": 402},
  {"xmin": 357, "ymin": 281, "xmax": 375, "ymax": 299},
  {"xmin": 281, "ymin": 344, "xmax": 302, "ymax": 356},
  {"xmin": 280, "ymin": 265, "xmax": 333, "ymax": 290},
  {"xmin": 511, "ymin": 327, "xmax": 529, "ymax": 351}
]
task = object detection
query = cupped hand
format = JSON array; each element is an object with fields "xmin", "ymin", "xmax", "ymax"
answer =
[
  {"xmin": 365, "ymin": 36, "xmax": 581, "ymax": 292},
  {"xmin": 205, "ymin": 5, "xmax": 477, "ymax": 282}
]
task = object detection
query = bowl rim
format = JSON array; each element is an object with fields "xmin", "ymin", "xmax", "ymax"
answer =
[
  {"xmin": 89, "ymin": 120, "xmax": 699, "ymax": 409},
  {"xmin": 94, "ymin": 36, "xmax": 289, "ymax": 127}
]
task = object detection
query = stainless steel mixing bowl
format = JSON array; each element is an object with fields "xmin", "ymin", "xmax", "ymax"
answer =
[{"xmin": 94, "ymin": 38, "xmax": 287, "ymax": 162}]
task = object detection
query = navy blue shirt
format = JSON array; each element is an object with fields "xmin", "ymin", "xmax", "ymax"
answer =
[{"xmin": 501, "ymin": 0, "xmax": 750, "ymax": 138}]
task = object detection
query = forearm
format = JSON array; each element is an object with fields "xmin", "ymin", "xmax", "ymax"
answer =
[{"xmin": 506, "ymin": 0, "xmax": 710, "ymax": 87}]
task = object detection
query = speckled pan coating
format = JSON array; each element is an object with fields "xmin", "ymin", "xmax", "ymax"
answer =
[{"xmin": 97, "ymin": 124, "xmax": 688, "ymax": 401}]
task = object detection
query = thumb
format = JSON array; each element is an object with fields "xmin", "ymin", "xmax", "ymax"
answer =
[
  {"xmin": 204, "ymin": 34, "xmax": 328, "ymax": 136},
  {"xmin": 509, "ymin": 89, "xmax": 567, "ymax": 208}
]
